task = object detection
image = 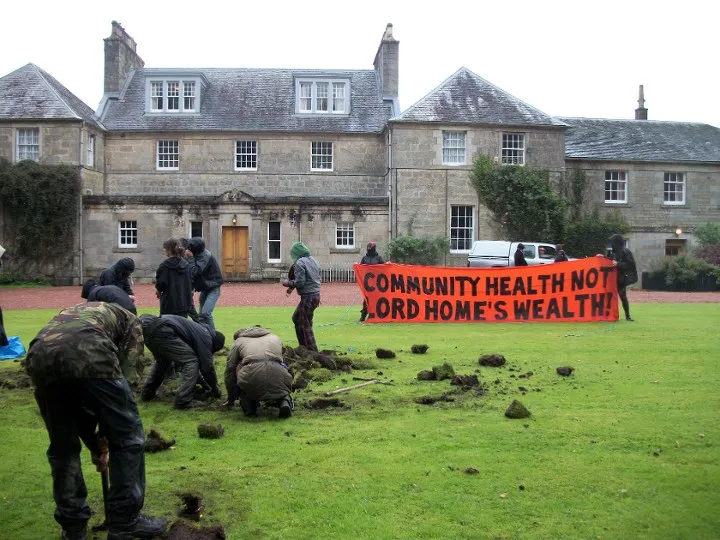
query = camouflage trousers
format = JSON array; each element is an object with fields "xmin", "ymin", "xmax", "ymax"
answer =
[
  {"xmin": 292, "ymin": 293, "xmax": 321, "ymax": 352},
  {"xmin": 34, "ymin": 378, "xmax": 146, "ymax": 532}
]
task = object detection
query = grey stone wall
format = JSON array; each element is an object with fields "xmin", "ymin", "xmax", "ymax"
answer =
[
  {"xmin": 0, "ymin": 122, "xmax": 82, "ymax": 164},
  {"xmin": 567, "ymin": 159, "xmax": 720, "ymax": 272}
]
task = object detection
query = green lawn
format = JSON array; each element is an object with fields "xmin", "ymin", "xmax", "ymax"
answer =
[{"xmin": 0, "ymin": 303, "xmax": 719, "ymax": 539}]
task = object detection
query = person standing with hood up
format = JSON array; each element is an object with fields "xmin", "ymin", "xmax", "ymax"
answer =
[
  {"xmin": 99, "ymin": 257, "xmax": 136, "ymax": 299},
  {"xmin": 608, "ymin": 233, "xmax": 637, "ymax": 321},
  {"xmin": 514, "ymin": 243, "xmax": 528, "ymax": 266},
  {"xmin": 359, "ymin": 241, "xmax": 384, "ymax": 322},
  {"xmin": 185, "ymin": 237, "xmax": 224, "ymax": 330},
  {"xmin": 282, "ymin": 242, "xmax": 321, "ymax": 351},
  {"xmin": 156, "ymin": 237, "xmax": 196, "ymax": 319}
]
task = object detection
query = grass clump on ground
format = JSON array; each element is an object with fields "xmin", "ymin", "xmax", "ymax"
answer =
[{"xmin": 0, "ymin": 303, "xmax": 719, "ymax": 538}]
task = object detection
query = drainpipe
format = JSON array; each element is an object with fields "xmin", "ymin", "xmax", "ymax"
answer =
[
  {"xmin": 387, "ymin": 126, "xmax": 393, "ymax": 237},
  {"xmin": 444, "ymin": 169, "xmax": 448, "ymax": 266},
  {"xmin": 78, "ymin": 124, "xmax": 84, "ymax": 284}
]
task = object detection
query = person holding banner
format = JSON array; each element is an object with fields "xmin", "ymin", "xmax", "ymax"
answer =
[
  {"xmin": 282, "ymin": 242, "xmax": 321, "ymax": 351},
  {"xmin": 359, "ymin": 241, "xmax": 385, "ymax": 322},
  {"xmin": 608, "ymin": 234, "xmax": 637, "ymax": 321}
]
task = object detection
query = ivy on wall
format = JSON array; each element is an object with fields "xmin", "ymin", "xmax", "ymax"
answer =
[{"xmin": 0, "ymin": 158, "xmax": 80, "ymax": 263}]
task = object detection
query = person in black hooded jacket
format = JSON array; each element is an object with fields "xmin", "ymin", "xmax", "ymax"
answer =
[
  {"xmin": 99, "ymin": 257, "xmax": 135, "ymax": 298},
  {"xmin": 81, "ymin": 278, "xmax": 137, "ymax": 314},
  {"xmin": 156, "ymin": 237, "xmax": 197, "ymax": 319},
  {"xmin": 608, "ymin": 233, "xmax": 637, "ymax": 321},
  {"xmin": 359, "ymin": 242, "xmax": 384, "ymax": 322}
]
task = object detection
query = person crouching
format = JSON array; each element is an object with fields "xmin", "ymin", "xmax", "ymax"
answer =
[{"xmin": 223, "ymin": 327, "xmax": 293, "ymax": 418}]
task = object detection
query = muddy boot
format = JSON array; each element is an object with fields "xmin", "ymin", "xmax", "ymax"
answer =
[
  {"xmin": 108, "ymin": 514, "xmax": 167, "ymax": 540},
  {"xmin": 240, "ymin": 397, "xmax": 258, "ymax": 417},
  {"xmin": 61, "ymin": 526, "xmax": 87, "ymax": 540},
  {"xmin": 278, "ymin": 396, "xmax": 294, "ymax": 419}
]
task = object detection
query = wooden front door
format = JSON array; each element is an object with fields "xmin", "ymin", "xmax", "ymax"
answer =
[{"xmin": 221, "ymin": 226, "xmax": 249, "ymax": 279}]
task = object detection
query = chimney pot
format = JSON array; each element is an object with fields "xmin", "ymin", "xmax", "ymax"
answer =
[{"xmin": 635, "ymin": 84, "xmax": 648, "ymax": 120}]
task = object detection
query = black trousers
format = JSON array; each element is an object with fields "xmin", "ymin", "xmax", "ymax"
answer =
[
  {"xmin": 618, "ymin": 285, "xmax": 631, "ymax": 319},
  {"xmin": 142, "ymin": 326, "xmax": 201, "ymax": 408},
  {"xmin": 34, "ymin": 378, "xmax": 146, "ymax": 531}
]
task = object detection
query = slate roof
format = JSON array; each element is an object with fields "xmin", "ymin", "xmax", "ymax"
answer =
[
  {"xmin": 391, "ymin": 67, "xmax": 565, "ymax": 127},
  {"xmin": 0, "ymin": 63, "xmax": 102, "ymax": 129},
  {"xmin": 557, "ymin": 117, "xmax": 720, "ymax": 163},
  {"xmin": 100, "ymin": 68, "xmax": 392, "ymax": 134}
]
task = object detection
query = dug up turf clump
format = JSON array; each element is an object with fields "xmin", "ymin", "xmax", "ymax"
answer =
[
  {"xmin": 479, "ymin": 354, "xmax": 506, "ymax": 367},
  {"xmin": 504, "ymin": 399, "xmax": 531, "ymax": 419},
  {"xmin": 165, "ymin": 520, "xmax": 226, "ymax": 540},
  {"xmin": 197, "ymin": 423, "xmax": 224, "ymax": 439},
  {"xmin": 432, "ymin": 362, "xmax": 455, "ymax": 381},
  {"xmin": 411, "ymin": 344, "xmax": 429, "ymax": 354},
  {"xmin": 375, "ymin": 348, "xmax": 396, "ymax": 359},
  {"xmin": 144, "ymin": 428, "xmax": 175, "ymax": 453},
  {"xmin": 416, "ymin": 370, "xmax": 435, "ymax": 381}
]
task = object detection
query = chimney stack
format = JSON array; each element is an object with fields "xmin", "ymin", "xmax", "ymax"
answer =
[
  {"xmin": 635, "ymin": 85, "xmax": 648, "ymax": 120},
  {"xmin": 373, "ymin": 23, "xmax": 399, "ymax": 100},
  {"xmin": 104, "ymin": 21, "xmax": 144, "ymax": 94}
]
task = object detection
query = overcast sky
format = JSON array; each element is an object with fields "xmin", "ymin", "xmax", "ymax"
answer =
[{"xmin": 1, "ymin": 0, "xmax": 718, "ymax": 128}]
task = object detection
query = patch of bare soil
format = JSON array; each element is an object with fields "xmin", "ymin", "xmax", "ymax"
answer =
[
  {"xmin": 145, "ymin": 428, "xmax": 175, "ymax": 453},
  {"xmin": 0, "ymin": 366, "xmax": 30, "ymax": 389},
  {"xmin": 306, "ymin": 398, "xmax": 345, "ymax": 409},
  {"xmin": 164, "ymin": 520, "xmax": 226, "ymax": 540},
  {"xmin": 414, "ymin": 394, "xmax": 456, "ymax": 405}
]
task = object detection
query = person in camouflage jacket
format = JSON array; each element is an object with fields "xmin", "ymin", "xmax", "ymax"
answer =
[{"xmin": 25, "ymin": 302, "xmax": 166, "ymax": 540}]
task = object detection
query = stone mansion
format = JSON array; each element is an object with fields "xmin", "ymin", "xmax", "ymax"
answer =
[{"xmin": 1, "ymin": 22, "xmax": 719, "ymax": 284}]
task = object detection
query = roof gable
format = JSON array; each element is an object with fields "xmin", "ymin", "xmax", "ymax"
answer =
[
  {"xmin": 0, "ymin": 64, "xmax": 102, "ymax": 129},
  {"xmin": 391, "ymin": 67, "xmax": 564, "ymax": 127},
  {"xmin": 100, "ymin": 68, "xmax": 392, "ymax": 134},
  {"xmin": 558, "ymin": 117, "xmax": 720, "ymax": 163}
]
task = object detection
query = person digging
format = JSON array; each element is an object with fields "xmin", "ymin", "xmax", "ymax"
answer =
[{"xmin": 223, "ymin": 327, "xmax": 294, "ymax": 418}]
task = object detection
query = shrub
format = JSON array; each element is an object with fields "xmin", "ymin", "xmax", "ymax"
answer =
[
  {"xmin": 562, "ymin": 210, "xmax": 630, "ymax": 258},
  {"xmin": 386, "ymin": 235, "xmax": 450, "ymax": 266},
  {"xmin": 695, "ymin": 222, "xmax": 720, "ymax": 247},
  {"xmin": 649, "ymin": 255, "xmax": 720, "ymax": 288},
  {"xmin": 695, "ymin": 244, "xmax": 720, "ymax": 266}
]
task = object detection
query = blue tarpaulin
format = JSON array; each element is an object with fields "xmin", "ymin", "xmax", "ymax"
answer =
[{"xmin": 0, "ymin": 336, "xmax": 26, "ymax": 360}]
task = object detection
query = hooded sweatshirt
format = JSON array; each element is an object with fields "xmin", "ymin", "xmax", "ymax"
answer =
[
  {"xmin": 224, "ymin": 327, "xmax": 290, "ymax": 402},
  {"xmin": 361, "ymin": 243, "xmax": 384, "ymax": 265},
  {"xmin": 99, "ymin": 257, "xmax": 135, "ymax": 295},
  {"xmin": 186, "ymin": 237, "xmax": 224, "ymax": 292},
  {"xmin": 287, "ymin": 242, "xmax": 321, "ymax": 296},
  {"xmin": 156, "ymin": 256, "xmax": 194, "ymax": 315},
  {"xmin": 609, "ymin": 234, "xmax": 637, "ymax": 286},
  {"xmin": 81, "ymin": 279, "xmax": 137, "ymax": 314}
]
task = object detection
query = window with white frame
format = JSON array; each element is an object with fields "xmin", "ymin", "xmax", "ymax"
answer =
[
  {"xmin": 604, "ymin": 170, "xmax": 627, "ymax": 203},
  {"xmin": 268, "ymin": 221, "xmax": 281, "ymax": 262},
  {"xmin": 118, "ymin": 221, "xmax": 138, "ymax": 248},
  {"xmin": 147, "ymin": 78, "xmax": 200, "ymax": 112},
  {"xmin": 335, "ymin": 223, "xmax": 355, "ymax": 248},
  {"xmin": 157, "ymin": 140, "xmax": 179, "ymax": 170},
  {"xmin": 16, "ymin": 128, "xmax": 39, "ymax": 161},
  {"xmin": 86, "ymin": 133, "xmax": 95, "ymax": 168},
  {"xmin": 501, "ymin": 133, "xmax": 525, "ymax": 165},
  {"xmin": 296, "ymin": 79, "xmax": 349, "ymax": 114},
  {"xmin": 311, "ymin": 142, "xmax": 333, "ymax": 170},
  {"xmin": 663, "ymin": 172, "xmax": 685, "ymax": 205},
  {"xmin": 190, "ymin": 221, "xmax": 203, "ymax": 238},
  {"xmin": 235, "ymin": 141, "xmax": 258, "ymax": 170},
  {"xmin": 450, "ymin": 205, "xmax": 474, "ymax": 251},
  {"xmin": 442, "ymin": 131, "xmax": 466, "ymax": 165}
]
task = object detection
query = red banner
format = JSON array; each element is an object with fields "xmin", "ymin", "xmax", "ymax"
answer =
[{"xmin": 354, "ymin": 257, "xmax": 619, "ymax": 323}]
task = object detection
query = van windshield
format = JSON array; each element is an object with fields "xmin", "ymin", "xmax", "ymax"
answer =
[{"xmin": 538, "ymin": 246, "xmax": 556, "ymax": 259}]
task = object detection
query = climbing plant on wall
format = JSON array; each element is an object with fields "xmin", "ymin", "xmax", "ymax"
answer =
[{"xmin": 0, "ymin": 158, "xmax": 80, "ymax": 263}]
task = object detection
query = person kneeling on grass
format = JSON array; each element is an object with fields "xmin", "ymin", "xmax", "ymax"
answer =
[
  {"xmin": 81, "ymin": 278, "xmax": 137, "ymax": 315},
  {"xmin": 139, "ymin": 314, "xmax": 224, "ymax": 409},
  {"xmin": 223, "ymin": 326, "xmax": 294, "ymax": 418}
]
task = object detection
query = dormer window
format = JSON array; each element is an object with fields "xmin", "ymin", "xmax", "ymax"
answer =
[
  {"xmin": 296, "ymin": 78, "xmax": 350, "ymax": 114},
  {"xmin": 146, "ymin": 77, "xmax": 202, "ymax": 113}
]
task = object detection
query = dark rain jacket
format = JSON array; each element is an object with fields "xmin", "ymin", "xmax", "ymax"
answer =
[
  {"xmin": 186, "ymin": 238, "xmax": 224, "ymax": 292},
  {"xmin": 99, "ymin": 257, "xmax": 135, "ymax": 295},
  {"xmin": 361, "ymin": 247, "xmax": 385, "ymax": 265},
  {"xmin": 26, "ymin": 302, "xmax": 145, "ymax": 386},
  {"xmin": 140, "ymin": 314, "xmax": 219, "ymax": 390},
  {"xmin": 82, "ymin": 279, "xmax": 137, "ymax": 314},
  {"xmin": 514, "ymin": 248, "xmax": 528, "ymax": 266},
  {"xmin": 610, "ymin": 235, "xmax": 638, "ymax": 287},
  {"xmin": 225, "ymin": 327, "xmax": 291, "ymax": 402},
  {"xmin": 156, "ymin": 256, "xmax": 194, "ymax": 315}
]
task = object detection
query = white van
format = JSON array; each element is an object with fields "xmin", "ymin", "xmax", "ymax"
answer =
[{"xmin": 467, "ymin": 241, "xmax": 560, "ymax": 268}]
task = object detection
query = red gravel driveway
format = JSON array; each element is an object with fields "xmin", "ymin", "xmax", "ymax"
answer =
[{"xmin": 0, "ymin": 283, "xmax": 717, "ymax": 311}]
